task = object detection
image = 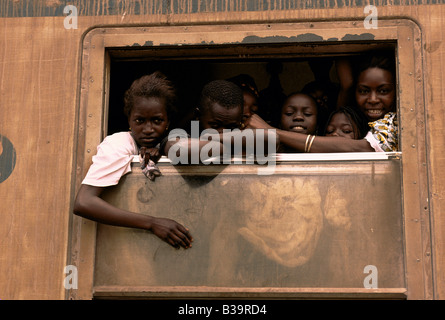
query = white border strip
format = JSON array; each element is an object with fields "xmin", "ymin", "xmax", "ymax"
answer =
[{"xmin": 132, "ymin": 152, "xmax": 401, "ymax": 163}]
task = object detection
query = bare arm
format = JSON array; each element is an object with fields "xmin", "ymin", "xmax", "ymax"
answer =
[
  {"xmin": 335, "ymin": 58, "xmax": 355, "ymax": 108},
  {"xmin": 73, "ymin": 184, "xmax": 193, "ymax": 249},
  {"xmin": 247, "ymin": 114, "xmax": 374, "ymax": 153},
  {"xmin": 162, "ymin": 129, "xmax": 278, "ymax": 162},
  {"xmin": 275, "ymin": 129, "xmax": 374, "ymax": 153},
  {"xmin": 163, "ymin": 138, "xmax": 225, "ymax": 163}
]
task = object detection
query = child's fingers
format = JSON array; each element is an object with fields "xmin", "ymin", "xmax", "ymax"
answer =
[
  {"xmin": 149, "ymin": 149, "xmax": 162, "ymax": 163},
  {"xmin": 172, "ymin": 228, "xmax": 193, "ymax": 249},
  {"xmin": 177, "ymin": 225, "xmax": 193, "ymax": 242},
  {"xmin": 139, "ymin": 147, "xmax": 150, "ymax": 168},
  {"xmin": 143, "ymin": 151, "xmax": 151, "ymax": 167}
]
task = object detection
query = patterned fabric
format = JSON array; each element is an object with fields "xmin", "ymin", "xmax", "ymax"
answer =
[{"xmin": 368, "ymin": 112, "xmax": 398, "ymax": 152}]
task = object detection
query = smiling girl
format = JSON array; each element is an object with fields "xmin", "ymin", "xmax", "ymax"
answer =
[
  {"xmin": 73, "ymin": 72, "xmax": 193, "ymax": 249},
  {"xmin": 324, "ymin": 105, "xmax": 369, "ymax": 140},
  {"xmin": 278, "ymin": 92, "xmax": 318, "ymax": 152},
  {"xmin": 247, "ymin": 52, "xmax": 398, "ymax": 153},
  {"xmin": 354, "ymin": 54, "xmax": 398, "ymax": 151}
]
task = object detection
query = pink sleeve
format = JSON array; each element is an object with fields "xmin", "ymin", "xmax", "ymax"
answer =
[{"xmin": 82, "ymin": 133, "xmax": 137, "ymax": 187}]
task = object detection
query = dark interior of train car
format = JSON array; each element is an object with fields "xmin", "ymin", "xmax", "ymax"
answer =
[{"xmin": 106, "ymin": 43, "xmax": 397, "ymax": 141}]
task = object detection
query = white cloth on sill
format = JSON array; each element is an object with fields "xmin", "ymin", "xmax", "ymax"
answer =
[{"xmin": 364, "ymin": 131, "xmax": 384, "ymax": 152}]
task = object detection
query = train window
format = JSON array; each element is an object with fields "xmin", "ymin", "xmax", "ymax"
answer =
[{"xmin": 72, "ymin": 20, "xmax": 428, "ymax": 299}]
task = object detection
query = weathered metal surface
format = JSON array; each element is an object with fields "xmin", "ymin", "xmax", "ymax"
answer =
[
  {"xmin": 0, "ymin": 1, "xmax": 444, "ymax": 300},
  {"xmin": 0, "ymin": 0, "xmax": 443, "ymax": 18},
  {"xmin": 94, "ymin": 159, "xmax": 404, "ymax": 297}
]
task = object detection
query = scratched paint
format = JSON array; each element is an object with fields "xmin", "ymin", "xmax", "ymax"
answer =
[
  {"xmin": 0, "ymin": 0, "xmax": 443, "ymax": 18},
  {"xmin": 242, "ymin": 33, "xmax": 324, "ymax": 44},
  {"xmin": 124, "ymin": 32, "xmax": 370, "ymax": 48},
  {"xmin": 0, "ymin": 135, "xmax": 16, "ymax": 183}
]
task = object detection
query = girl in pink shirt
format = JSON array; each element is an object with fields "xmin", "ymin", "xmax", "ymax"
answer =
[{"xmin": 74, "ymin": 72, "xmax": 193, "ymax": 250}]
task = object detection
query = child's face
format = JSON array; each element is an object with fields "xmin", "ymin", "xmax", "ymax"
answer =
[
  {"xmin": 281, "ymin": 94, "xmax": 318, "ymax": 135},
  {"xmin": 128, "ymin": 96, "xmax": 169, "ymax": 148},
  {"xmin": 242, "ymin": 91, "xmax": 259, "ymax": 123},
  {"xmin": 325, "ymin": 112, "xmax": 357, "ymax": 139},
  {"xmin": 199, "ymin": 102, "xmax": 243, "ymax": 134},
  {"xmin": 355, "ymin": 67, "xmax": 395, "ymax": 122}
]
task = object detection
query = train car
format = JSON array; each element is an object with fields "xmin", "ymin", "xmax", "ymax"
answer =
[{"xmin": 0, "ymin": 0, "xmax": 444, "ymax": 301}]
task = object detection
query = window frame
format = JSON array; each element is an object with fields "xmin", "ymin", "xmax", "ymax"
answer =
[{"xmin": 70, "ymin": 19, "xmax": 430, "ymax": 299}]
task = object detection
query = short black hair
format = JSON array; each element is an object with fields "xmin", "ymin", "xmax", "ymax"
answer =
[
  {"xmin": 323, "ymin": 105, "xmax": 370, "ymax": 139},
  {"xmin": 123, "ymin": 71, "xmax": 177, "ymax": 120},
  {"xmin": 282, "ymin": 91, "xmax": 319, "ymax": 113},
  {"xmin": 226, "ymin": 74, "xmax": 259, "ymax": 98},
  {"xmin": 356, "ymin": 51, "xmax": 396, "ymax": 81},
  {"xmin": 199, "ymin": 80, "xmax": 244, "ymax": 114}
]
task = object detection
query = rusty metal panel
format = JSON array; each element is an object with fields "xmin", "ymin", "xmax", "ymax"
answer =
[
  {"xmin": 94, "ymin": 156, "xmax": 404, "ymax": 297},
  {"xmin": 1, "ymin": 0, "xmax": 443, "ymax": 18},
  {"xmin": 69, "ymin": 19, "xmax": 432, "ymax": 299}
]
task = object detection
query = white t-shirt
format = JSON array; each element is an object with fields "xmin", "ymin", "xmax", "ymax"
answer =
[
  {"xmin": 364, "ymin": 131, "xmax": 384, "ymax": 152},
  {"xmin": 82, "ymin": 132, "xmax": 138, "ymax": 187}
]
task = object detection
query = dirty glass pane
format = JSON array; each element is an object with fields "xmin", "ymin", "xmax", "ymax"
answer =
[{"xmin": 96, "ymin": 154, "xmax": 404, "ymax": 290}]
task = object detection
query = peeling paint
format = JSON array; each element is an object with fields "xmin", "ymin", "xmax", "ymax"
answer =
[
  {"xmin": 295, "ymin": 33, "xmax": 324, "ymax": 42},
  {"xmin": 0, "ymin": 0, "xmax": 442, "ymax": 18},
  {"xmin": 241, "ymin": 33, "xmax": 375, "ymax": 44},
  {"xmin": 341, "ymin": 33, "xmax": 376, "ymax": 41},
  {"xmin": 0, "ymin": 135, "xmax": 16, "ymax": 184},
  {"xmin": 127, "ymin": 41, "xmax": 153, "ymax": 47},
  {"xmin": 242, "ymin": 33, "xmax": 324, "ymax": 44}
]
